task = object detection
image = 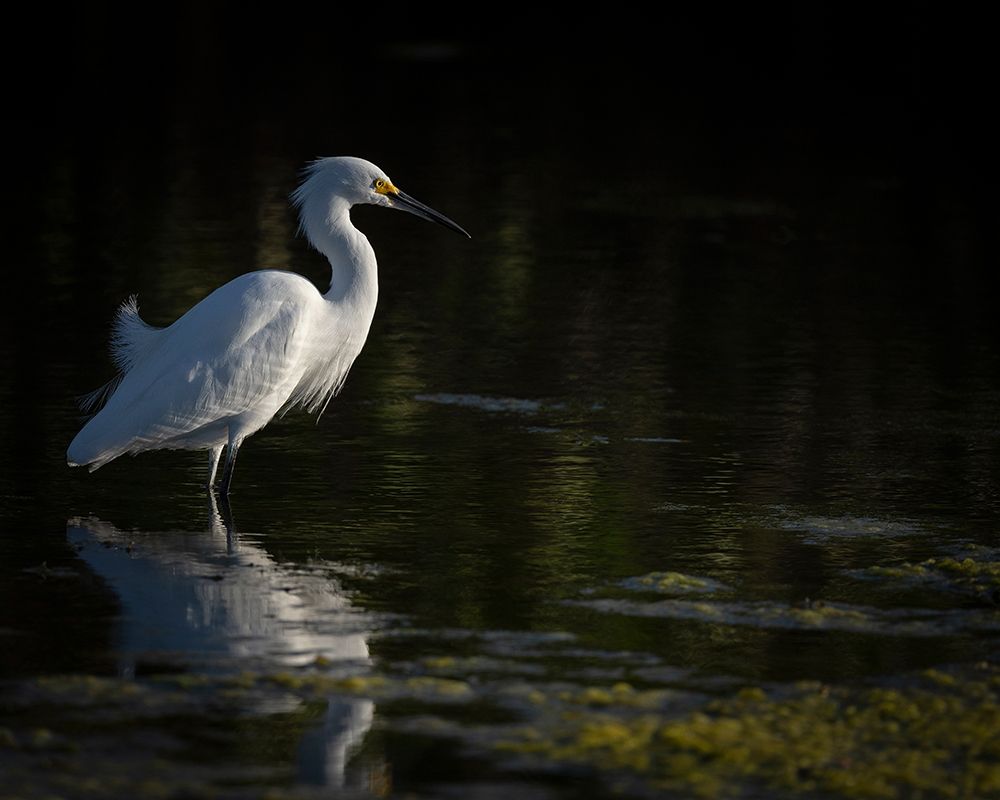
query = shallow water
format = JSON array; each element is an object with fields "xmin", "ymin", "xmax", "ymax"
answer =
[{"xmin": 2, "ymin": 29, "xmax": 998, "ymax": 800}]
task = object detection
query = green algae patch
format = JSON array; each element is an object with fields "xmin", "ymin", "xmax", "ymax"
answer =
[
  {"xmin": 252, "ymin": 670, "xmax": 472, "ymax": 702},
  {"xmin": 860, "ymin": 547, "xmax": 1000, "ymax": 604},
  {"xmin": 265, "ymin": 672, "xmax": 305, "ymax": 691},
  {"xmin": 231, "ymin": 670, "xmax": 393, "ymax": 697},
  {"xmin": 558, "ymin": 683, "xmax": 679, "ymax": 710},
  {"xmin": 331, "ymin": 674, "xmax": 388, "ymax": 694},
  {"xmin": 423, "ymin": 655, "xmax": 457, "ymax": 670},
  {"xmin": 412, "ymin": 654, "xmax": 549, "ymax": 680},
  {"xmin": 497, "ymin": 662, "xmax": 1000, "ymax": 799},
  {"xmin": 621, "ymin": 571, "xmax": 728, "ymax": 596},
  {"xmin": 224, "ymin": 671, "xmax": 259, "ymax": 690},
  {"xmin": 566, "ymin": 595, "xmax": 1000, "ymax": 636},
  {"xmin": 159, "ymin": 673, "xmax": 212, "ymax": 690},
  {"xmin": 783, "ymin": 603, "xmax": 870, "ymax": 627},
  {"xmin": 405, "ymin": 676, "xmax": 472, "ymax": 697},
  {"xmin": 34, "ymin": 674, "xmax": 144, "ymax": 702},
  {"xmin": 22, "ymin": 666, "xmax": 474, "ymax": 710}
]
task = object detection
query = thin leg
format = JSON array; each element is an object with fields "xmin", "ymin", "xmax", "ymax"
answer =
[
  {"xmin": 206, "ymin": 446, "xmax": 224, "ymax": 489},
  {"xmin": 218, "ymin": 433, "xmax": 242, "ymax": 496},
  {"xmin": 207, "ymin": 488, "xmax": 237, "ymax": 553},
  {"xmin": 218, "ymin": 496, "xmax": 237, "ymax": 552}
]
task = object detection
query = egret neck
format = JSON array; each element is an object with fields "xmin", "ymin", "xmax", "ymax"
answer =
[{"xmin": 311, "ymin": 195, "xmax": 379, "ymax": 313}]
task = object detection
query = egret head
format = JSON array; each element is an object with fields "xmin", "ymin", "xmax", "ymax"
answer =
[{"xmin": 293, "ymin": 156, "xmax": 469, "ymax": 238}]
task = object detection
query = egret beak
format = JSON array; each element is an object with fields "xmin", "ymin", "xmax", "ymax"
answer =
[{"xmin": 391, "ymin": 190, "xmax": 470, "ymax": 238}]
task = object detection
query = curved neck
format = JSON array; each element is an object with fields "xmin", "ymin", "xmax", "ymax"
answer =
[{"xmin": 306, "ymin": 197, "xmax": 379, "ymax": 309}]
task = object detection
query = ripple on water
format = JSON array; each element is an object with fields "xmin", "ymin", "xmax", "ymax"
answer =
[
  {"xmin": 778, "ymin": 514, "xmax": 923, "ymax": 544},
  {"xmin": 414, "ymin": 393, "xmax": 558, "ymax": 414}
]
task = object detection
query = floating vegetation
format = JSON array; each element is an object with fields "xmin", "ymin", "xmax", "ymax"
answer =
[
  {"xmin": 3, "ymin": 669, "xmax": 479, "ymax": 722},
  {"xmin": 779, "ymin": 515, "xmax": 921, "ymax": 544},
  {"xmin": 619, "ymin": 571, "xmax": 728, "ymax": 596},
  {"xmin": 566, "ymin": 553, "xmax": 997, "ymax": 637},
  {"xmin": 412, "ymin": 654, "xmax": 548, "ymax": 678},
  {"xmin": 237, "ymin": 670, "xmax": 474, "ymax": 703},
  {"xmin": 565, "ymin": 597, "xmax": 1000, "ymax": 636},
  {"xmin": 497, "ymin": 661, "xmax": 1000, "ymax": 799},
  {"xmin": 6, "ymin": 650, "xmax": 1000, "ymax": 800},
  {"xmin": 555, "ymin": 682, "xmax": 682, "ymax": 710},
  {"xmin": 854, "ymin": 544, "xmax": 1000, "ymax": 605},
  {"xmin": 9, "ymin": 522, "xmax": 1000, "ymax": 800}
]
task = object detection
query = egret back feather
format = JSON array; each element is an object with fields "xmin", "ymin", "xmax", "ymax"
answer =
[
  {"xmin": 111, "ymin": 295, "xmax": 162, "ymax": 372},
  {"xmin": 77, "ymin": 296, "xmax": 163, "ymax": 415}
]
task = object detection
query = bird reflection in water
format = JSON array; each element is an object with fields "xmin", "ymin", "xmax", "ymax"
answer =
[{"xmin": 66, "ymin": 497, "xmax": 380, "ymax": 790}]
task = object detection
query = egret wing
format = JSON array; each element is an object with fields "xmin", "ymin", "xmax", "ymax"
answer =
[{"xmin": 69, "ymin": 272, "xmax": 319, "ymax": 467}]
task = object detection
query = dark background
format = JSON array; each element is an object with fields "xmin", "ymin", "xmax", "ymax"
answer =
[
  {"xmin": 7, "ymin": 3, "xmax": 994, "ymax": 304},
  {"xmin": 8, "ymin": 4, "xmax": 995, "ymax": 174},
  {"xmin": 3, "ymin": 1, "xmax": 996, "ymax": 509}
]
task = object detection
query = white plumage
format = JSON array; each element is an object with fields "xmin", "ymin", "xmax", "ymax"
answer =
[{"xmin": 68, "ymin": 156, "xmax": 469, "ymax": 493}]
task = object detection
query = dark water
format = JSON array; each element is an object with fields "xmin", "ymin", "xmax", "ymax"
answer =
[{"xmin": 2, "ymin": 20, "xmax": 998, "ymax": 800}]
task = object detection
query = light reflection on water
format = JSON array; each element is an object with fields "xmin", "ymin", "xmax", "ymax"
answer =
[
  {"xmin": 67, "ymin": 502, "xmax": 379, "ymax": 790},
  {"xmin": 68, "ymin": 508, "xmax": 372, "ymax": 672}
]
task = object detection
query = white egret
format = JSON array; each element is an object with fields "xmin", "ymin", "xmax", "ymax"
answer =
[{"xmin": 67, "ymin": 156, "xmax": 469, "ymax": 494}]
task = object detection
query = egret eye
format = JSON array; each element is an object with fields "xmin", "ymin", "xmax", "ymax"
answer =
[{"xmin": 374, "ymin": 179, "xmax": 385, "ymax": 190}]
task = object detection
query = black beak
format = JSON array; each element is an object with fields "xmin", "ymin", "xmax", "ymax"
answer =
[{"xmin": 391, "ymin": 190, "xmax": 471, "ymax": 238}]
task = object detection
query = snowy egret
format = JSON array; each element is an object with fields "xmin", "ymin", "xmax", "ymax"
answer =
[{"xmin": 67, "ymin": 156, "xmax": 469, "ymax": 494}]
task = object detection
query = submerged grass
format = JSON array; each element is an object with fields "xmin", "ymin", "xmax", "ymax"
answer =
[
  {"xmin": 5, "ymin": 657, "xmax": 1000, "ymax": 799},
  {"xmin": 621, "ymin": 571, "xmax": 728, "ymax": 595},
  {"xmin": 7, "ymin": 544, "xmax": 1000, "ymax": 799},
  {"xmin": 859, "ymin": 546, "xmax": 1000, "ymax": 605},
  {"xmin": 498, "ymin": 661, "xmax": 1000, "ymax": 799}
]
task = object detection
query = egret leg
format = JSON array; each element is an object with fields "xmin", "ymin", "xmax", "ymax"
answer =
[
  {"xmin": 218, "ymin": 433, "xmax": 243, "ymax": 496},
  {"xmin": 207, "ymin": 491, "xmax": 237, "ymax": 553},
  {"xmin": 206, "ymin": 446, "xmax": 224, "ymax": 489}
]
